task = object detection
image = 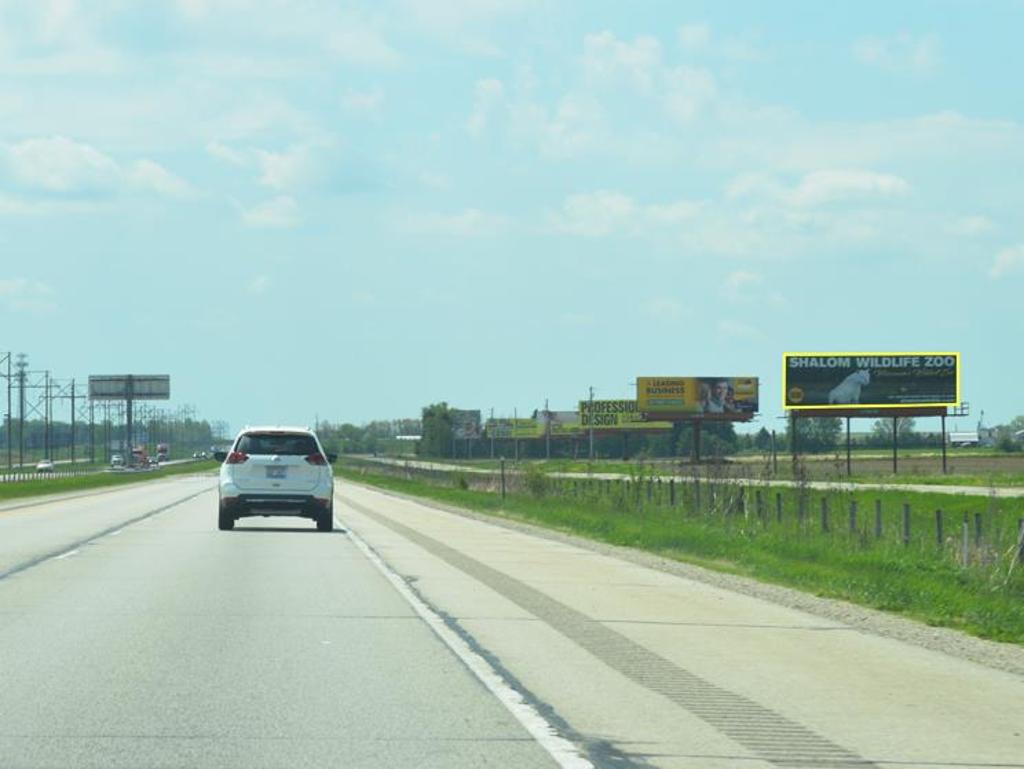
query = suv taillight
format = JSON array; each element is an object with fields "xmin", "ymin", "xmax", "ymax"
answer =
[
  {"xmin": 226, "ymin": 451, "xmax": 249, "ymax": 464},
  {"xmin": 305, "ymin": 453, "xmax": 327, "ymax": 466}
]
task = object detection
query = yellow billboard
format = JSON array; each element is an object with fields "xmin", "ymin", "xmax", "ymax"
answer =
[
  {"xmin": 636, "ymin": 377, "xmax": 759, "ymax": 416},
  {"xmin": 578, "ymin": 400, "xmax": 673, "ymax": 431}
]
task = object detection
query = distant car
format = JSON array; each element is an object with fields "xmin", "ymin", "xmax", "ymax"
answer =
[
  {"xmin": 149, "ymin": 457, "xmax": 160, "ymax": 467},
  {"xmin": 35, "ymin": 459, "xmax": 55, "ymax": 473},
  {"xmin": 215, "ymin": 426, "xmax": 336, "ymax": 532},
  {"xmin": 110, "ymin": 454, "xmax": 124, "ymax": 467}
]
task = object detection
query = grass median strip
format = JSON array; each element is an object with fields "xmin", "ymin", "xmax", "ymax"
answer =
[
  {"xmin": 0, "ymin": 461, "xmax": 218, "ymax": 504},
  {"xmin": 337, "ymin": 463, "xmax": 1024, "ymax": 645}
]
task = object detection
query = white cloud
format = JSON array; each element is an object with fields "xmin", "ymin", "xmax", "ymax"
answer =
[
  {"xmin": 5, "ymin": 136, "xmax": 119, "ymax": 192},
  {"xmin": 0, "ymin": 278, "xmax": 57, "ymax": 313},
  {"xmin": 246, "ymin": 274, "xmax": 271, "ymax": 295},
  {"xmin": 255, "ymin": 145, "xmax": 318, "ymax": 191},
  {"xmin": 643, "ymin": 297, "xmax": 687, "ymax": 322},
  {"xmin": 678, "ymin": 24, "xmax": 711, "ymax": 52},
  {"xmin": 717, "ymin": 319, "xmax": 763, "ymax": 341},
  {"xmin": 947, "ymin": 215, "xmax": 994, "ymax": 237},
  {"xmin": 582, "ymin": 31, "xmax": 662, "ymax": 93},
  {"xmin": 468, "ymin": 78, "xmax": 504, "ymax": 136},
  {"xmin": 663, "ymin": 66, "xmax": 717, "ymax": 123},
  {"xmin": 721, "ymin": 269, "xmax": 787, "ymax": 308},
  {"xmin": 418, "ymin": 171, "xmax": 451, "ymax": 190},
  {"xmin": 790, "ymin": 169, "xmax": 910, "ymax": 206},
  {"xmin": 730, "ymin": 169, "xmax": 911, "ymax": 208},
  {"xmin": 550, "ymin": 190, "xmax": 636, "ymax": 237},
  {"xmin": 989, "ymin": 244, "xmax": 1024, "ymax": 279},
  {"xmin": 853, "ymin": 33, "xmax": 939, "ymax": 74},
  {"xmin": 1, "ymin": 136, "xmax": 194, "ymax": 200},
  {"xmin": 241, "ymin": 196, "xmax": 300, "ymax": 228},
  {"xmin": 342, "ymin": 88, "xmax": 384, "ymax": 116},
  {"xmin": 206, "ymin": 141, "xmax": 247, "ymax": 166},
  {"xmin": 326, "ymin": 17, "xmax": 400, "ymax": 67},
  {"xmin": 127, "ymin": 159, "xmax": 193, "ymax": 198},
  {"xmin": 402, "ymin": 208, "xmax": 509, "ymax": 238},
  {"xmin": 550, "ymin": 190, "xmax": 701, "ymax": 237}
]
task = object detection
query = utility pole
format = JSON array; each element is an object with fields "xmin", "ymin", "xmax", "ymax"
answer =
[
  {"xmin": 4, "ymin": 352, "xmax": 10, "ymax": 472},
  {"xmin": 15, "ymin": 354, "xmax": 26, "ymax": 468},
  {"xmin": 70, "ymin": 379, "xmax": 76, "ymax": 466},
  {"xmin": 43, "ymin": 370, "xmax": 50, "ymax": 460},
  {"xmin": 588, "ymin": 386, "xmax": 595, "ymax": 461}
]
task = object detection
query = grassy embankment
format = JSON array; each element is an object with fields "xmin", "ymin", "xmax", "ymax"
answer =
[
  {"xmin": 0, "ymin": 461, "xmax": 218, "ymax": 503},
  {"xmin": 338, "ymin": 460, "xmax": 1024, "ymax": 644}
]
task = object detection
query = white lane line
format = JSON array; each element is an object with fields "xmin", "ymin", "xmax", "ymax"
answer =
[
  {"xmin": 54, "ymin": 549, "xmax": 79, "ymax": 560},
  {"xmin": 336, "ymin": 513, "xmax": 595, "ymax": 769}
]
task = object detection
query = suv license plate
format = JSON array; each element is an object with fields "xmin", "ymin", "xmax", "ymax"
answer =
[{"xmin": 266, "ymin": 466, "xmax": 287, "ymax": 479}]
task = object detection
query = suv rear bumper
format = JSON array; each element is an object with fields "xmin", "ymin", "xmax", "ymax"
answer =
[{"xmin": 221, "ymin": 493, "xmax": 331, "ymax": 519}]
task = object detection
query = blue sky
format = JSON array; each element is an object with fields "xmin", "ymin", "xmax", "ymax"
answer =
[{"xmin": 1, "ymin": 0, "xmax": 1021, "ymax": 434}]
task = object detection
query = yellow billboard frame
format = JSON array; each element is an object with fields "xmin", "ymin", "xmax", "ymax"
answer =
[{"xmin": 782, "ymin": 351, "xmax": 961, "ymax": 411}]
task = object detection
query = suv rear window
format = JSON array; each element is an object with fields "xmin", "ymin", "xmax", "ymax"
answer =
[{"xmin": 236, "ymin": 433, "xmax": 319, "ymax": 456}]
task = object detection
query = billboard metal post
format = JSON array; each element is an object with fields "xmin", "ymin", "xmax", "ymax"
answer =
[
  {"xmin": 941, "ymin": 414, "xmax": 948, "ymax": 475},
  {"xmin": 588, "ymin": 386, "xmax": 594, "ymax": 461},
  {"xmin": 771, "ymin": 430, "xmax": 778, "ymax": 475},
  {"xmin": 845, "ymin": 417, "xmax": 851, "ymax": 477},
  {"xmin": 892, "ymin": 416, "xmax": 898, "ymax": 474}
]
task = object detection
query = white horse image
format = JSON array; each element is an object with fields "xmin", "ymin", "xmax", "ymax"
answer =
[{"xmin": 828, "ymin": 370, "xmax": 870, "ymax": 404}]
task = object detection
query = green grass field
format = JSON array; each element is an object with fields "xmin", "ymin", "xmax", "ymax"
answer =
[
  {"xmin": 0, "ymin": 461, "xmax": 218, "ymax": 503},
  {"xmin": 338, "ymin": 460, "xmax": 1024, "ymax": 645}
]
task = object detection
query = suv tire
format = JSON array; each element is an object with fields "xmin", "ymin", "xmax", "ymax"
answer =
[
  {"xmin": 316, "ymin": 505, "xmax": 333, "ymax": 532},
  {"xmin": 218, "ymin": 502, "xmax": 235, "ymax": 531}
]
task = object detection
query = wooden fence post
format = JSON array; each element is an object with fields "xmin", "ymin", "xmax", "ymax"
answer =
[
  {"xmin": 974, "ymin": 512, "xmax": 983, "ymax": 547},
  {"xmin": 902, "ymin": 503, "xmax": 911, "ymax": 546},
  {"xmin": 820, "ymin": 497, "xmax": 829, "ymax": 533},
  {"xmin": 874, "ymin": 500, "xmax": 882, "ymax": 539},
  {"xmin": 669, "ymin": 479, "xmax": 676, "ymax": 506},
  {"xmin": 775, "ymin": 492, "xmax": 783, "ymax": 523},
  {"xmin": 849, "ymin": 500, "xmax": 857, "ymax": 534},
  {"xmin": 935, "ymin": 509, "xmax": 944, "ymax": 548},
  {"xmin": 961, "ymin": 520, "xmax": 970, "ymax": 567}
]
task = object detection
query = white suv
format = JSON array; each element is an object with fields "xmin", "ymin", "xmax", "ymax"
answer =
[{"xmin": 215, "ymin": 426, "xmax": 336, "ymax": 532}]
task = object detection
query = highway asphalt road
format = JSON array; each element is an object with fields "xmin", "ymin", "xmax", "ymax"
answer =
[{"xmin": 1, "ymin": 474, "xmax": 1022, "ymax": 768}]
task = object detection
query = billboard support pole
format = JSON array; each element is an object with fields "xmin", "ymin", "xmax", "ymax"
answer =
[
  {"xmin": 126, "ymin": 375, "xmax": 134, "ymax": 464},
  {"xmin": 588, "ymin": 386, "xmax": 594, "ymax": 461},
  {"xmin": 941, "ymin": 413, "xmax": 948, "ymax": 475},
  {"xmin": 845, "ymin": 417, "xmax": 851, "ymax": 476},
  {"xmin": 892, "ymin": 416, "xmax": 898, "ymax": 474},
  {"xmin": 790, "ymin": 412, "xmax": 798, "ymax": 469}
]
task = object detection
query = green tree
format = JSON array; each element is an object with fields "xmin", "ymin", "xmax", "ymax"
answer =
[
  {"xmin": 419, "ymin": 402, "xmax": 454, "ymax": 458},
  {"xmin": 871, "ymin": 417, "xmax": 916, "ymax": 444},
  {"xmin": 796, "ymin": 417, "xmax": 842, "ymax": 453},
  {"xmin": 753, "ymin": 427, "xmax": 772, "ymax": 451}
]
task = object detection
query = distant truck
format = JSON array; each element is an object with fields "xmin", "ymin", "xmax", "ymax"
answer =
[
  {"xmin": 156, "ymin": 443, "xmax": 170, "ymax": 462},
  {"xmin": 131, "ymin": 447, "xmax": 149, "ymax": 467}
]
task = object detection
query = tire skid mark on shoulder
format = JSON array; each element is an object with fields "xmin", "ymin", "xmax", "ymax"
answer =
[{"xmin": 341, "ymin": 492, "xmax": 877, "ymax": 769}]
